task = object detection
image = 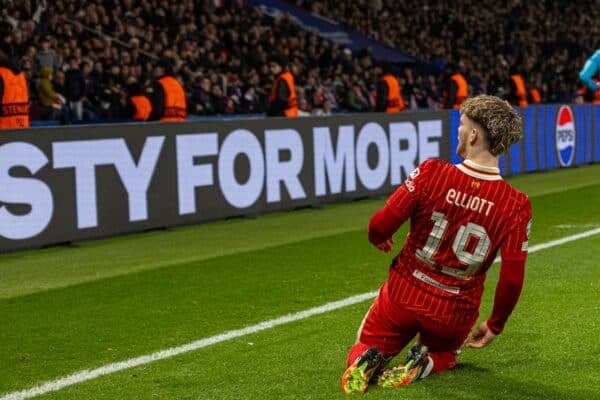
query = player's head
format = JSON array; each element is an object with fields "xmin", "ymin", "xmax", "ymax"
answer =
[{"xmin": 458, "ymin": 95, "xmax": 522, "ymax": 158}]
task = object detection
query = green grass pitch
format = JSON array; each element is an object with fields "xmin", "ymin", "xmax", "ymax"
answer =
[{"xmin": 1, "ymin": 164, "xmax": 599, "ymax": 399}]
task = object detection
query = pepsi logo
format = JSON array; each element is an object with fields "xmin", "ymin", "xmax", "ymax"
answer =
[{"xmin": 555, "ymin": 106, "xmax": 576, "ymax": 167}]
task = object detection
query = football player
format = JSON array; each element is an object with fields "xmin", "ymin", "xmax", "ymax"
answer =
[{"xmin": 342, "ymin": 95, "xmax": 532, "ymax": 394}]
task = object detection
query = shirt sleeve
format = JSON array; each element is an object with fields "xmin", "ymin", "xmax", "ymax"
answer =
[
  {"xmin": 368, "ymin": 160, "xmax": 433, "ymax": 244},
  {"xmin": 500, "ymin": 199, "xmax": 532, "ymax": 261},
  {"xmin": 487, "ymin": 199, "xmax": 532, "ymax": 334},
  {"xmin": 487, "ymin": 257, "xmax": 525, "ymax": 334}
]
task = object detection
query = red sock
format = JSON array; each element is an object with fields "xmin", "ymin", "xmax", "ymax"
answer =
[
  {"xmin": 428, "ymin": 351, "xmax": 457, "ymax": 374},
  {"xmin": 346, "ymin": 343, "xmax": 371, "ymax": 368}
]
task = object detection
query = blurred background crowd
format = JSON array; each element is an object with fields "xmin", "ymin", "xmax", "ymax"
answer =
[{"xmin": 1, "ymin": 0, "xmax": 598, "ymax": 123}]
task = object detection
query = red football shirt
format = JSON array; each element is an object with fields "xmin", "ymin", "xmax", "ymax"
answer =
[{"xmin": 369, "ymin": 158, "xmax": 532, "ymax": 331}]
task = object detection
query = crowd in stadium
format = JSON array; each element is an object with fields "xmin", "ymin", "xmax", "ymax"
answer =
[
  {"xmin": 1, "ymin": 0, "xmax": 598, "ymax": 123},
  {"xmin": 294, "ymin": 0, "xmax": 598, "ymax": 102}
]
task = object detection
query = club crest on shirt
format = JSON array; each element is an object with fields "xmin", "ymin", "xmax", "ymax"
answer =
[{"xmin": 471, "ymin": 180, "xmax": 481, "ymax": 189}]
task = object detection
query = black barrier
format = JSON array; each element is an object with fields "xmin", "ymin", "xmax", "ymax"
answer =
[{"xmin": 0, "ymin": 112, "xmax": 450, "ymax": 252}]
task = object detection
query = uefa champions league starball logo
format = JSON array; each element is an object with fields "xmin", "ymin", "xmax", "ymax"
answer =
[{"xmin": 555, "ymin": 106, "xmax": 576, "ymax": 167}]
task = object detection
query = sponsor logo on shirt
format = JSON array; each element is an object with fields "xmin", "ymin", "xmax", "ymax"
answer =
[{"xmin": 405, "ymin": 166, "xmax": 420, "ymax": 192}]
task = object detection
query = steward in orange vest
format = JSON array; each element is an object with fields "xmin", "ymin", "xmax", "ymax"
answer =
[
  {"xmin": 149, "ymin": 58, "xmax": 187, "ymax": 122},
  {"xmin": 125, "ymin": 82, "xmax": 152, "ymax": 121},
  {"xmin": 508, "ymin": 69, "xmax": 528, "ymax": 107},
  {"xmin": 375, "ymin": 62, "xmax": 405, "ymax": 112},
  {"xmin": 131, "ymin": 94, "xmax": 152, "ymax": 120},
  {"xmin": 527, "ymin": 87, "xmax": 542, "ymax": 104},
  {"xmin": 267, "ymin": 57, "xmax": 298, "ymax": 117},
  {"xmin": 0, "ymin": 42, "xmax": 29, "ymax": 129},
  {"xmin": 442, "ymin": 64, "xmax": 468, "ymax": 109}
]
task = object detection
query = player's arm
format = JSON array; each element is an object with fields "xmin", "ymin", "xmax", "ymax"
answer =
[
  {"xmin": 368, "ymin": 206, "xmax": 405, "ymax": 252},
  {"xmin": 469, "ymin": 202, "xmax": 531, "ymax": 348},
  {"xmin": 368, "ymin": 162, "xmax": 429, "ymax": 251},
  {"xmin": 579, "ymin": 50, "xmax": 600, "ymax": 92},
  {"xmin": 469, "ymin": 257, "xmax": 526, "ymax": 347}
]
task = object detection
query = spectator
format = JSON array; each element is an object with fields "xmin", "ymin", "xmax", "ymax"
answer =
[
  {"xmin": 209, "ymin": 83, "xmax": 227, "ymax": 115},
  {"xmin": 96, "ymin": 66, "xmax": 124, "ymax": 120},
  {"xmin": 506, "ymin": 67, "xmax": 528, "ymax": 108},
  {"xmin": 297, "ymin": 93, "xmax": 312, "ymax": 116},
  {"xmin": 572, "ymin": 87, "xmax": 585, "ymax": 105},
  {"xmin": 37, "ymin": 66, "xmax": 64, "ymax": 120},
  {"xmin": 64, "ymin": 56, "xmax": 86, "ymax": 121},
  {"xmin": 441, "ymin": 63, "xmax": 468, "ymax": 109},
  {"xmin": 148, "ymin": 57, "xmax": 187, "ymax": 122},
  {"xmin": 1, "ymin": 0, "xmax": 594, "ymax": 121},
  {"xmin": 299, "ymin": 0, "xmax": 598, "ymax": 104},
  {"xmin": 267, "ymin": 56, "xmax": 298, "ymax": 117},
  {"xmin": 314, "ymin": 98, "xmax": 332, "ymax": 116},
  {"xmin": 189, "ymin": 75, "xmax": 213, "ymax": 115},
  {"xmin": 35, "ymin": 35, "xmax": 58, "ymax": 74},
  {"xmin": 528, "ymin": 86, "xmax": 542, "ymax": 105},
  {"xmin": 124, "ymin": 81, "xmax": 151, "ymax": 121},
  {"xmin": 0, "ymin": 32, "xmax": 29, "ymax": 129},
  {"xmin": 375, "ymin": 62, "xmax": 405, "ymax": 113},
  {"xmin": 53, "ymin": 69, "xmax": 66, "ymax": 99},
  {"xmin": 240, "ymin": 79, "xmax": 264, "ymax": 114},
  {"xmin": 225, "ymin": 73, "xmax": 243, "ymax": 114},
  {"xmin": 346, "ymin": 81, "xmax": 371, "ymax": 112}
]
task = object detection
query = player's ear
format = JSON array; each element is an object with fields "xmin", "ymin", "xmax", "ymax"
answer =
[{"xmin": 469, "ymin": 128, "xmax": 479, "ymax": 145}]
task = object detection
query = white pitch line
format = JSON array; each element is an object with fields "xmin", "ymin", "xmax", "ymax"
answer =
[{"xmin": 2, "ymin": 227, "xmax": 600, "ymax": 400}]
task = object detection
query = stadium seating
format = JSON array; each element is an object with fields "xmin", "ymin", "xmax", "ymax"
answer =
[{"xmin": 2, "ymin": 0, "xmax": 598, "ymax": 122}]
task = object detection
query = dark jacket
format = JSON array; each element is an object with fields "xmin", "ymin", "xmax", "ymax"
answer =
[{"xmin": 64, "ymin": 68, "xmax": 86, "ymax": 101}]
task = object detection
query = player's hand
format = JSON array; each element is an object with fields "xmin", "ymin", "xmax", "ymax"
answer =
[
  {"xmin": 466, "ymin": 321, "xmax": 497, "ymax": 349},
  {"xmin": 375, "ymin": 238, "xmax": 394, "ymax": 253}
]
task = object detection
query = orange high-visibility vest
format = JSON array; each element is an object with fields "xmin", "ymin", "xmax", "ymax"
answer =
[
  {"xmin": 269, "ymin": 71, "xmax": 298, "ymax": 117},
  {"xmin": 0, "ymin": 67, "xmax": 29, "ymax": 129},
  {"xmin": 528, "ymin": 88, "xmax": 541, "ymax": 104},
  {"xmin": 130, "ymin": 94, "xmax": 152, "ymax": 121},
  {"xmin": 510, "ymin": 74, "xmax": 528, "ymax": 107},
  {"xmin": 450, "ymin": 73, "xmax": 468, "ymax": 109},
  {"xmin": 382, "ymin": 74, "xmax": 404, "ymax": 112},
  {"xmin": 157, "ymin": 76, "xmax": 186, "ymax": 122}
]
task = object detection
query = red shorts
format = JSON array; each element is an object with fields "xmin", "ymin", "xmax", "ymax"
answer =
[{"xmin": 356, "ymin": 268, "xmax": 478, "ymax": 357}]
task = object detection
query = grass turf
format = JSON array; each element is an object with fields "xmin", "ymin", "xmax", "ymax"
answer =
[{"xmin": 1, "ymin": 164, "xmax": 599, "ymax": 399}]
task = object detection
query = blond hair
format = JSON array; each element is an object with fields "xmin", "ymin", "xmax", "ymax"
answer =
[{"xmin": 460, "ymin": 95, "xmax": 523, "ymax": 156}]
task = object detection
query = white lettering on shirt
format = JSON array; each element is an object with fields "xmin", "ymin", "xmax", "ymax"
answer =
[{"xmin": 445, "ymin": 188, "xmax": 495, "ymax": 216}]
